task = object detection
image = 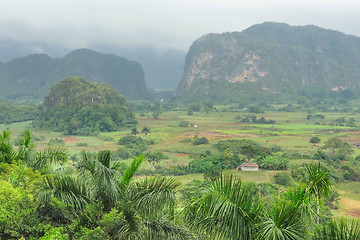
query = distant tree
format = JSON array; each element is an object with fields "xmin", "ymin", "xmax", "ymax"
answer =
[
  {"xmin": 187, "ymin": 109, "xmax": 193, "ymax": 115},
  {"xmin": 152, "ymin": 111, "xmax": 160, "ymax": 119},
  {"xmin": 310, "ymin": 136, "xmax": 321, "ymax": 146},
  {"xmin": 141, "ymin": 127, "xmax": 151, "ymax": 138},
  {"xmin": 323, "ymin": 137, "xmax": 354, "ymax": 160},
  {"xmin": 145, "ymin": 151, "xmax": 167, "ymax": 170},
  {"xmin": 131, "ymin": 126, "xmax": 139, "ymax": 136},
  {"xmin": 203, "ymin": 166, "xmax": 222, "ymax": 182}
]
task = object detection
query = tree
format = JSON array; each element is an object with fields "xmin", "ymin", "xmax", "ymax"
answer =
[
  {"xmin": 0, "ymin": 130, "xmax": 14, "ymax": 164},
  {"xmin": 36, "ymin": 154, "xmax": 192, "ymax": 239},
  {"xmin": 203, "ymin": 165, "xmax": 222, "ymax": 182},
  {"xmin": 141, "ymin": 127, "xmax": 151, "ymax": 138},
  {"xmin": 323, "ymin": 137, "xmax": 354, "ymax": 160},
  {"xmin": 183, "ymin": 174, "xmax": 261, "ymax": 239},
  {"xmin": 310, "ymin": 136, "xmax": 321, "ymax": 146},
  {"xmin": 145, "ymin": 150, "xmax": 166, "ymax": 170},
  {"xmin": 304, "ymin": 162, "xmax": 331, "ymax": 224},
  {"xmin": 131, "ymin": 126, "xmax": 139, "ymax": 136}
]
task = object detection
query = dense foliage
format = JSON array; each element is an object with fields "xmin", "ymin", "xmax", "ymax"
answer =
[
  {"xmin": 0, "ymin": 101, "xmax": 37, "ymax": 124},
  {"xmin": 33, "ymin": 77, "xmax": 137, "ymax": 135}
]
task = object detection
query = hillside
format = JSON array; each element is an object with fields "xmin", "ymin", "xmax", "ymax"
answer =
[
  {"xmin": 0, "ymin": 49, "xmax": 151, "ymax": 100},
  {"xmin": 33, "ymin": 76, "xmax": 136, "ymax": 135},
  {"xmin": 176, "ymin": 22, "xmax": 360, "ymax": 102}
]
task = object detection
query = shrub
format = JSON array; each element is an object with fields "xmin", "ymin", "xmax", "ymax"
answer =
[
  {"xmin": 273, "ymin": 172, "xmax": 293, "ymax": 186},
  {"xmin": 193, "ymin": 136, "xmax": 209, "ymax": 145}
]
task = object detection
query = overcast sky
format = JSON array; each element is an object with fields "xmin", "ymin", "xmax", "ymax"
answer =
[{"xmin": 0, "ymin": 0, "xmax": 359, "ymax": 52}]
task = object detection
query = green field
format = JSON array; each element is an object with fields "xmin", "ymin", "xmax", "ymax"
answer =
[{"xmin": 2, "ymin": 108, "xmax": 360, "ymax": 219}]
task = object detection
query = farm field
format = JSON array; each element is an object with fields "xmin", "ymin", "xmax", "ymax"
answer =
[{"xmin": 2, "ymin": 108, "xmax": 360, "ymax": 219}]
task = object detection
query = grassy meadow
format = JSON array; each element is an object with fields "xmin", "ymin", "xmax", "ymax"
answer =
[{"xmin": 2, "ymin": 107, "xmax": 360, "ymax": 219}]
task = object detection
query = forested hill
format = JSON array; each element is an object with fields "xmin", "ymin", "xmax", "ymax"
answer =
[
  {"xmin": 0, "ymin": 48, "xmax": 151, "ymax": 100},
  {"xmin": 33, "ymin": 76, "xmax": 136, "ymax": 135},
  {"xmin": 176, "ymin": 22, "xmax": 360, "ymax": 102}
]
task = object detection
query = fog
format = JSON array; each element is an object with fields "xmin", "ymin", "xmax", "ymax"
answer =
[{"xmin": 0, "ymin": 0, "xmax": 359, "ymax": 52}]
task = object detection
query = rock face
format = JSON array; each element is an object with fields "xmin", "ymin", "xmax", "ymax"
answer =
[
  {"xmin": 176, "ymin": 22, "xmax": 360, "ymax": 100},
  {"xmin": 0, "ymin": 48, "xmax": 151, "ymax": 100}
]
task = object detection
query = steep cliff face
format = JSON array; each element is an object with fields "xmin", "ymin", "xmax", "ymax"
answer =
[
  {"xmin": 176, "ymin": 22, "xmax": 360, "ymax": 99},
  {"xmin": 0, "ymin": 49, "xmax": 151, "ymax": 100}
]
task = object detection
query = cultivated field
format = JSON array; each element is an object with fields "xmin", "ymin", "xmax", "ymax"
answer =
[{"xmin": 2, "ymin": 107, "xmax": 360, "ymax": 219}]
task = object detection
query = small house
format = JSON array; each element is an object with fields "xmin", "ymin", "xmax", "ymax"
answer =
[
  {"xmin": 237, "ymin": 162, "xmax": 259, "ymax": 171},
  {"xmin": 354, "ymin": 142, "xmax": 360, "ymax": 148}
]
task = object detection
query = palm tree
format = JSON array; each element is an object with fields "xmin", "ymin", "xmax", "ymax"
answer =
[
  {"xmin": 183, "ymin": 174, "xmax": 262, "ymax": 239},
  {"xmin": 0, "ymin": 130, "xmax": 14, "ymax": 163},
  {"xmin": 304, "ymin": 162, "xmax": 331, "ymax": 224},
  {"xmin": 16, "ymin": 129, "xmax": 35, "ymax": 162},
  {"xmin": 77, "ymin": 150, "xmax": 122, "ymax": 210},
  {"xmin": 256, "ymin": 183, "xmax": 315, "ymax": 240},
  {"xmin": 36, "ymin": 152, "xmax": 192, "ymax": 239}
]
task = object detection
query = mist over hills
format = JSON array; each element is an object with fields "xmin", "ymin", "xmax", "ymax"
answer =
[
  {"xmin": 176, "ymin": 22, "xmax": 360, "ymax": 102},
  {"xmin": 0, "ymin": 49, "xmax": 150, "ymax": 101},
  {"xmin": 0, "ymin": 40, "xmax": 185, "ymax": 90}
]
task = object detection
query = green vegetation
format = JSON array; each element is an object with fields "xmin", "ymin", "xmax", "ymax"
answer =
[
  {"xmin": 33, "ymin": 77, "xmax": 136, "ymax": 135},
  {"xmin": 0, "ymin": 101, "xmax": 37, "ymax": 124}
]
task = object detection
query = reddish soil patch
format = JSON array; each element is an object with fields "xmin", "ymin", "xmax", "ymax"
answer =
[
  {"xmin": 225, "ymin": 123, "xmax": 248, "ymax": 126},
  {"xmin": 176, "ymin": 153, "xmax": 189, "ymax": 157},
  {"xmin": 345, "ymin": 209, "xmax": 360, "ymax": 218},
  {"xmin": 63, "ymin": 136, "xmax": 81, "ymax": 144},
  {"xmin": 136, "ymin": 118, "xmax": 166, "ymax": 121}
]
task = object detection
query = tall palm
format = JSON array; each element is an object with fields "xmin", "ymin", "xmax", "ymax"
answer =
[
  {"xmin": 183, "ymin": 174, "xmax": 262, "ymax": 239},
  {"xmin": 77, "ymin": 150, "xmax": 122, "ymax": 210},
  {"xmin": 304, "ymin": 162, "xmax": 331, "ymax": 224},
  {"xmin": 256, "ymin": 183, "xmax": 315, "ymax": 240}
]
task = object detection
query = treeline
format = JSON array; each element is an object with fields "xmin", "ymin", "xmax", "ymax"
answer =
[{"xmin": 0, "ymin": 101, "xmax": 37, "ymax": 124}]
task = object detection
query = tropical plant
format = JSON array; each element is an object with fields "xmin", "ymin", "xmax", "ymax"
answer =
[
  {"xmin": 0, "ymin": 130, "xmax": 14, "ymax": 164},
  {"xmin": 304, "ymin": 162, "xmax": 331, "ymax": 224},
  {"xmin": 183, "ymin": 174, "xmax": 262, "ymax": 239},
  {"xmin": 313, "ymin": 218, "xmax": 360, "ymax": 240}
]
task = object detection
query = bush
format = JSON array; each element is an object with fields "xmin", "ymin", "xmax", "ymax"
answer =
[
  {"xmin": 48, "ymin": 138, "xmax": 66, "ymax": 146},
  {"xmin": 273, "ymin": 172, "xmax": 293, "ymax": 186},
  {"xmin": 256, "ymin": 155, "xmax": 289, "ymax": 170},
  {"xmin": 193, "ymin": 136, "xmax": 209, "ymax": 145}
]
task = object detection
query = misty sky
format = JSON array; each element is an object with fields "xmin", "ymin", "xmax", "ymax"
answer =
[{"xmin": 0, "ymin": 0, "xmax": 359, "ymax": 52}]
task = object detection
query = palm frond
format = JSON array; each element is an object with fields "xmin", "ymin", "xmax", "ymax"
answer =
[
  {"xmin": 31, "ymin": 146, "xmax": 67, "ymax": 171},
  {"xmin": 35, "ymin": 175, "xmax": 90, "ymax": 211},
  {"xmin": 131, "ymin": 176, "xmax": 181, "ymax": 218},
  {"xmin": 143, "ymin": 217, "xmax": 194, "ymax": 240},
  {"xmin": 119, "ymin": 155, "xmax": 144, "ymax": 190},
  {"xmin": 255, "ymin": 198, "xmax": 309, "ymax": 240},
  {"xmin": 183, "ymin": 174, "xmax": 262, "ymax": 240},
  {"xmin": 313, "ymin": 218, "xmax": 360, "ymax": 240}
]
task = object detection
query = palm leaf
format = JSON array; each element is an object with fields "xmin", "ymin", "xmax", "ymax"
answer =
[
  {"xmin": 183, "ymin": 174, "xmax": 262, "ymax": 240},
  {"xmin": 131, "ymin": 176, "xmax": 181, "ymax": 218},
  {"xmin": 35, "ymin": 175, "xmax": 90, "ymax": 211},
  {"xmin": 119, "ymin": 155, "xmax": 144, "ymax": 190}
]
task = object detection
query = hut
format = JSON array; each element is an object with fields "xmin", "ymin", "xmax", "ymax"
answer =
[{"xmin": 237, "ymin": 162, "xmax": 259, "ymax": 171}]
